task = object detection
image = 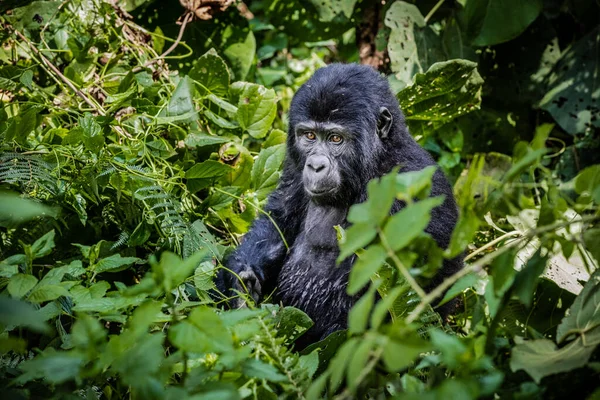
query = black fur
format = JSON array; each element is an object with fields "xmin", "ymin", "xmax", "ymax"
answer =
[{"xmin": 217, "ymin": 64, "xmax": 462, "ymax": 346}]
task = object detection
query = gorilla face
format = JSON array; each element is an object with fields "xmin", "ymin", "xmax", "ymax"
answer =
[
  {"xmin": 294, "ymin": 109, "xmax": 394, "ymax": 203},
  {"xmin": 295, "ymin": 121, "xmax": 347, "ymax": 201}
]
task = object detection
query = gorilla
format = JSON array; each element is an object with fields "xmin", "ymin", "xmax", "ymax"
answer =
[{"xmin": 218, "ymin": 63, "xmax": 462, "ymax": 345}]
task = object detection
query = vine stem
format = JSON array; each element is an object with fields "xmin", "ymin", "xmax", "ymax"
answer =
[
  {"xmin": 424, "ymin": 0, "xmax": 445, "ymax": 23},
  {"xmin": 464, "ymin": 230, "xmax": 521, "ymax": 262},
  {"xmin": 213, "ymin": 187, "xmax": 289, "ymax": 251},
  {"xmin": 12, "ymin": 28, "xmax": 133, "ymax": 139}
]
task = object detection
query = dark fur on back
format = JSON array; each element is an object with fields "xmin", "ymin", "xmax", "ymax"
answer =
[{"xmin": 218, "ymin": 64, "xmax": 462, "ymax": 347}]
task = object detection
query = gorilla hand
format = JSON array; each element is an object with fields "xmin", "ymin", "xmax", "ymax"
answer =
[{"xmin": 226, "ymin": 262, "xmax": 263, "ymax": 308}]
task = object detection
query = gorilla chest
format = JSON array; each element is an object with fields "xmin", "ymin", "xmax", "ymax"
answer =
[{"xmin": 276, "ymin": 205, "xmax": 354, "ymax": 311}]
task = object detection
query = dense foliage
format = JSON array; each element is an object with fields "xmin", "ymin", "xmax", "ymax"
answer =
[{"xmin": 0, "ymin": 0, "xmax": 599, "ymax": 398}]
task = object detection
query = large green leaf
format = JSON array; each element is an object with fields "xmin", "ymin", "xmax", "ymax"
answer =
[
  {"xmin": 158, "ymin": 76, "xmax": 197, "ymax": 124},
  {"xmin": 384, "ymin": 1, "xmax": 426, "ymax": 88},
  {"xmin": 233, "ymin": 82, "xmax": 277, "ymax": 139},
  {"xmin": 251, "ymin": 144, "xmax": 285, "ymax": 200},
  {"xmin": 557, "ymin": 270, "xmax": 600, "ymax": 344},
  {"xmin": 347, "ymin": 244, "xmax": 388, "ymax": 295},
  {"xmin": 189, "ymin": 48, "xmax": 230, "ymax": 97},
  {"xmin": 382, "ymin": 196, "xmax": 445, "ymax": 252},
  {"xmin": 510, "ymin": 337, "xmax": 599, "ymax": 383},
  {"xmin": 540, "ymin": 27, "xmax": 600, "ymax": 134},
  {"xmin": 397, "ymin": 60, "xmax": 483, "ymax": 140},
  {"xmin": 464, "ymin": 0, "xmax": 543, "ymax": 47},
  {"xmin": 7, "ymin": 273, "xmax": 38, "ymax": 298}
]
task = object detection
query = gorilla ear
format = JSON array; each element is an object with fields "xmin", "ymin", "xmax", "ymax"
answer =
[{"xmin": 377, "ymin": 107, "xmax": 393, "ymax": 139}]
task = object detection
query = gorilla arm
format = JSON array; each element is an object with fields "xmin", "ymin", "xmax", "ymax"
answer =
[{"xmin": 218, "ymin": 166, "xmax": 306, "ymax": 306}]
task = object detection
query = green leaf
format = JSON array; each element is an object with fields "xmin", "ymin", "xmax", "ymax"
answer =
[
  {"xmin": 467, "ymin": 0, "xmax": 543, "ymax": 46},
  {"xmin": 168, "ymin": 321, "xmax": 211, "ymax": 353},
  {"xmin": 72, "ymin": 295, "xmax": 147, "ymax": 313},
  {"xmin": 27, "ymin": 284, "xmax": 70, "ymax": 303},
  {"xmin": 347, "ymin": 335, "xmax": 376, "ymax": 390},
  {"xmin": 446, "ymin": 212, "xmax": 481, "ymax": 258},
  {"xmin": 429, "ymin": 329, "xmax": 468, "ymax": 369},
  {"xmin": 92, "ymin": 254, "xmax": 140, "ymax": 274},
  {"xmin": 510, "ymin": 337, "xmax": 599, "ymax": 383},
  {"xmin": 79, "ymin": 113, "xmax": 104, "ymax": 153},
  {"xmin": 557, "ymin": 270, "xmax": 600, "ymax": 344},
  {"xmin": 184, "ymin": 133, "xmax": 229, "ymax": 148},
  {"xmin": 0, "ymin": 297, "xmax": 50, "ymax": 333},
  {"xmin": 271, "ymin": 306, "xmax": 314, "ymax": 342},
  {"xmin": 251, "ymin": 144, "xmax": 285, "ymax": 200},
  {"xmin": 382, "ymin": 329, "xmax": 432, "ymax": 371},
  {"xmin": 397, "ymin": 60, "xmax": 483, "ymax": 140},
  {"xmin": 223, "ymin": 28, "xmax": 256, "ymax": 80},
  {"xmin": 539, "ymin": 27, "xmax": 600, "ymax": 134},
  {"xmin": 234, "ymin": 82, "xmax": 277, "ymax": 139},
  {"xmin": 0, "ymin": 191, "xmax": 57, "ymax": 224},
  {"xmin": 348, "ymin": 286, "xmax": 375, "ymax": 335},
  {"xmin": 189, "ymin": 48, "xmax": 230, "ymax": 96},
  {"xmin": 160, "ymin": 76, "xmax": 197, "ymax": 123},
  {"xmin": 337, "ymin": 222, "xmax": 377, "ymax": 261},
  {"xmin": 17, "ymin": 352, "xmax": 84, "ymax": 385},
  {"xmin": 347, "ymin": 244, "xmax": 387, "ymax": 295},
  {"xmin": 382, "ymin": 196, "xmax": 445, "ymax": 252},
  {"xmin": 513, "ymin": 248, "xmax": 548, "ymax": 308},
  {"xmin": 309, "ymin": 0, "xmax": 357, "ymax": 21},
  {"xmin": 395, "ymin": 166, "xmax": 437, "ymax": 200},
  {"xmin": 155, "ymin": 251, "xmax": 207, "ymax": 292},
  {"xmin": 186, "ymin": 160, "xmax": 233, "ymax": 179},
  {"xmin": 30, "ymin": 230, "xmax": 55, "ymax": 259},
  {"xmin": 574, "ymin": 165, "xmax": 600, "ymax": 204},
  {"xmin": 347, "ymin": 170, "xmax": 397, "ymax": 226},
  {"xmin": 298, "ymin": 348, "xmax": 320, "ymax": 379},
  {"xmin": 384, "ymin": 1, "xmax": 426, "ymax": 88},
  {"xmin": 7, "ymin": 273, "xmax": 38, "ymax": 298},
  {"xmin": 19, "ymin": 69, "xmax": 33, "ymax": 90},
  {"xmin": 329, "ymin": 338, "xmax": 358, "ymax": 391},
  {"xmin": 242, "ymin": 359, "xmax": 287, "ymax": 382}
]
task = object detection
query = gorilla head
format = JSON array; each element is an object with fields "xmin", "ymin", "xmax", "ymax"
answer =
[{"xmin": 287, "ymin": 64, "xmax": 405, "ymax": 205}]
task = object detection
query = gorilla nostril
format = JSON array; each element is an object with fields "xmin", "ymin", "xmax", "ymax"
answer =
[
  {"xmin": 311, "ymin": 164, "xmax": 325, "ymax": 172},
  {"xmin": 307, "ymin": 156, "xmax": 328, "ymax": 173}
]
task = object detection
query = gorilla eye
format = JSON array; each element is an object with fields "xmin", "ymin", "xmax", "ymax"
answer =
[
  {"xmin": 304, "ymin": 131, "xmax": 316, "ymax": 140},
  {"xmin": 329, "ymin": 134, "xmax": 343, "ymax": 143}
]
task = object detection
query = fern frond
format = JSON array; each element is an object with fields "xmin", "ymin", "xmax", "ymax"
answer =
[
  {"xmin": 0, "ymin": 152, "xmax": 58, "ymax": 196},
  {"xmin": 134, "ymin": 182, "xmax": 189, "ymax": 245},
  {"xmin": 111, "ymin": 231, "xmax": 130, "ymax": 250}
]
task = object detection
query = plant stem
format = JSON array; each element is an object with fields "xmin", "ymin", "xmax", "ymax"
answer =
[
  {"xmin": 465, "ymin": 230, "xmax": 521, "ymax": 262},
  {"xmin": 378, "ymin": 229, "xmax": 426, "ymax": 298},
  {"xmin": 424, "ymin": 0, "xmax": 445, "ymax": 23}
]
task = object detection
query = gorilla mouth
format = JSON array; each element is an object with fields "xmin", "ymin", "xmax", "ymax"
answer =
[{"xmin": 306, "ymin": 187, "xmax": 336, "ymax": 197}]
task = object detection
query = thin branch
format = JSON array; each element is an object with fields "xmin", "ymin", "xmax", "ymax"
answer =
[
  {"xmin": 12, "ymin": 28, "xmax": 133, "ymax": 139},
  {"xmin": 133, "ymin": 11, "xmax": 193, "ymax": 73},
  {"xmin": 464, "ymin": 230, "xmax": 521, "ymax": 262},
  {"xmin": 424, "ymin": 0, "xmax": 445, "ymax": 24},
  {"xmin": 13, "ymin": 29, "xmax": 101, "ymax": 112},
  {"xmin": 158, "ymin": 12, "xmax": 193, "ymax": 59}
]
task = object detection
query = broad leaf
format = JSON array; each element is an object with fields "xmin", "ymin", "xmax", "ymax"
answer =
[
  {"xmin": 189, "ymin": 48, "xmax": 230, "ymax": 96},
  {"xmin": 234, "ymin": 82, "xmax": 277, "ymax": 139},
  {"xmin": 539, "ymin": 27, "xmax": 600, "ymax": 135}
]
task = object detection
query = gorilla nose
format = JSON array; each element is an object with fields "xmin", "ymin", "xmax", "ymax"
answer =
[{"xmin": 307, "ymin": 155, "xmax": 329, "ymax": 173}]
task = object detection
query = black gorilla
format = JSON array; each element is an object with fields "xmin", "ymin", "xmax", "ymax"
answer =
[{"xmin": 218, "ymin": 64, "xmax": 462, "ymax": 345}]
